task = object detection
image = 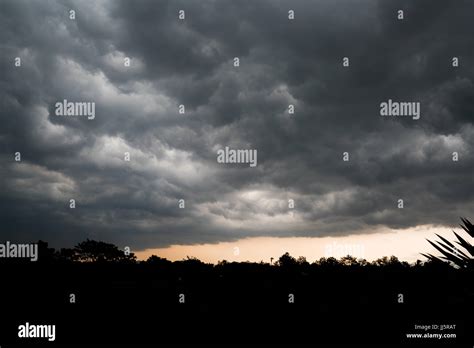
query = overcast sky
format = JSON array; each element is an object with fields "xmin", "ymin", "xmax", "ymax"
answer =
[{"xmin": 1, "ymin": 0, "xmax": 473, "ymax": 252}]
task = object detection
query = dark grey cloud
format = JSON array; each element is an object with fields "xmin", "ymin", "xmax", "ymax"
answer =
[{"xmin": 1, "ymin": 0, "xmax": 473, "ymax": 250}]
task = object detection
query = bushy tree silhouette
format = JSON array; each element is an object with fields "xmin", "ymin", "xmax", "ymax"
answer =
[
  {"xmin": 422, "ymin": 217, "xmax": 474, "ymax": 269},
  {"xmin": 340, "ymin": 255, "xmax": 362, "ymax": 266},
  {"xmin": 145, "ymin": 255, "xmax": 172, "ymax": 266},
  {"xmin": 72, "ymin": 239, "xmax": 136, "ymax": 263},
  {"xmin": 276, "ymin": 252, "xmax": 297, "ymax": 267}
]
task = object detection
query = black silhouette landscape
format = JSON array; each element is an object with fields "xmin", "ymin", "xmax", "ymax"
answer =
[{"xmin": 0, "ymin": 218, "xmax": 472, "ymax": 345}]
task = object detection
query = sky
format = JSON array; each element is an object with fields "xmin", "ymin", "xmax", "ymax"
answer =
[
  {"xmin": 135, "ymin": 225, "xmax": 460, "ymax": 263},
  {"xmin": 1, "ymin": 0, "xmax": 473, "ymax": 262}
]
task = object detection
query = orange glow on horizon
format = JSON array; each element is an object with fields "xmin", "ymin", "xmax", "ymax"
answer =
[{"xmin": 135, "ymin": 225, "xmax": 458, "ymax": 264}]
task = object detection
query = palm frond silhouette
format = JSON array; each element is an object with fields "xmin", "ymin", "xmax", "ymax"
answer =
[{"xmin": 421, "ymin": 217, "xmax": 474, "ymax": 268}]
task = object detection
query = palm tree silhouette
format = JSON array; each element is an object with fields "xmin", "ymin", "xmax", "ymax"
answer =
[{"xmin": 422, "ymin": 217, "xmax": 474, "ymax": 268}]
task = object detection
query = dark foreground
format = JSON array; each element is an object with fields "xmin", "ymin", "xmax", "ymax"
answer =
[{"xmin": 0, "ymin": 258, "xmax": 472, "ymax": 346}]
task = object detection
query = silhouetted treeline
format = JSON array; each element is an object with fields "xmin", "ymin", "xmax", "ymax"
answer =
[
  {"xmin": 1, "ymin": 220, "xmax": 473, "ymax": 344},
  {"xmin": 0, "ymin": 238, "xmax": 460, "ymax": 270},
  {"xmin": 3, "ymin": 217, "xmax": 472, "ymax": 270}
]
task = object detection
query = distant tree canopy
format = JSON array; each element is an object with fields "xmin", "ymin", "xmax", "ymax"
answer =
[
  {"xmin": 274, "ymin": 253, "xmax": 311, "ymax": 268},
  {"xmin": 145, "ymin": 255, "xmax": 172, "ymax": 266},
  {"xmin": 276, "ymin": 252, "xmax": 297, "ymax": 267},
  {"xmin": 71, "ymin": 239, "xmax": 136, "ymax": 263},
  {"xmin": 24, "ymin": 241, "xmax": 459, "ymax": 269}
]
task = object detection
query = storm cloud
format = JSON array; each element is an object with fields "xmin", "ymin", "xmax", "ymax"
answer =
[{"xmin": 1, "ymin": 0, "xmax": 473, "ymax": 250}]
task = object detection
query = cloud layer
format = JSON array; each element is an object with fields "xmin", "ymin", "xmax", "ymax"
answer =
[{"xmin": 1, "ymin": 0, "xmax": 473, "ymax": 249}]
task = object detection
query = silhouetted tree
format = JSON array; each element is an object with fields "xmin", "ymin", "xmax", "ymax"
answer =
[
  {"xmin": 340, "ymin": 255, "xmax": 361, "ymax": 266},
  {"xmin": 296, "ymin": 256, "xmax": 309, "ymax": 266},
  {"xmin": 422, "ymin": 217, "xmax": 474, "ymax": 269},
  {"xmin": 180, "ymin": 256, "xmax": 204, "ymax": 265},
  {"xmin": 217, "ymin": 260, "xmax": 228, "ymax": 266},
  {"xmin": 72, "ymin": 239, "xmax": 136, "ymax": 263},
  {"xmin": 315, "ymin": 256, "xmax": 339, "ymax": 267},
  {"xmin": 371, "ymin": 256, "xmax": 408, "ymax": 268},
  {"xmin": 276, "ymin": 252, "xmax": 297, "ymax": 267},
  {"xmin": 145, "ymin": 255, "xmax": 172, "ymax": 266}
]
